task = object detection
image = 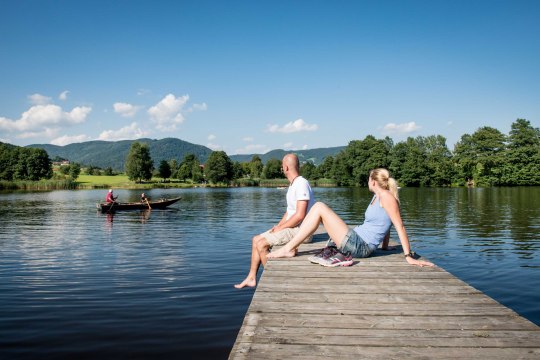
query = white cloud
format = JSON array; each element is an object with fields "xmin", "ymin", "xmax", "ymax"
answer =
[
  {"xmin": 207, "ymin": 134, "xmax": 216, "ymax": 141},
  {"xmin": 113, "ymin": 102, "xmax": 140, "ymax": 117},
  {"xmin": 28, "ymin": 93, "xmax": 52, "ymax": 105},
  {"xmin": 283, "ymin": 142, "xmax": 294, "ymax": 149},
  {"xmin": 59, "ymin": 91, "xmax": 69, "ymax": 101},
  {"xmin": 382, "ymin": 121, "xmax": 421, "ymax": 135},
  {"xmin": 51, "ymin": 134, "xmax": 91, "ymax": 146},
  {"xmin": 98, "ymin": 122, "xmax": 148, "ymax": 141},
  {"xmin": 137, "ymin": 89, "xmax": 150, "ymax": 96},
  {"xmin": 192, "ymin": 102, "xmax": 208, "ymax": 111},
  {"xmin": 0, "ymin": 104, "xmax": 91, "ymax": 133},
  {"xmin": 148, "ymin": 93, "xmax": 189, "ymax": 131},
  {"xmin": 207, "ymin": 142, "xmax": 222, "ymax": 150},
  {"xmin": 282, "ymin": 142, "xmax": 310, "ymax": 151},
  {"xmin": 267, "ymin": 118, "xmax": 319, "ymax": 133},
  {"xmin": 243, "ymin": 137, "xmax": 254, "ymax": 142},
  {"xmin": 17, "ymin": 128, "xmax": 59, "ymax": 140},
  {"xmin": 234, "ymin": 143, "xmax": 270, "ymax": 155}
]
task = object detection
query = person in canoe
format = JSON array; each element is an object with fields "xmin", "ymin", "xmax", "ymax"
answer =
[
  {"xmin": 234, "ymin": 153, "xmax": 315, "ymax": 289},
  {"xmin": 267, "ymin": 168, "xmax": 434, "ymax": 268},
  {"xmin": 105, "ymin": 189, "xmax": 118, "ymax": 204},
  {"xmin": 141, "ymin": 193, "xmax": 151, "ymax": 209}
]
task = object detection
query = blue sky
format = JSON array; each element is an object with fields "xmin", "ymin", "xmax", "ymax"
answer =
[{"xmin": 1, "ymin": 0, "xmax": 538, "ymax": 155}]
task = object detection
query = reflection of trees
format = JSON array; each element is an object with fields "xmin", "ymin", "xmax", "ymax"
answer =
[
  {"xmin": 454, "ymin": 188, "xmax": 540, "ymax": 260},
  {"xmin": 507, "ymin": 188, "xmax": 540, "ymax": 258},
  {"xmin": 398, "ymin": 188, "xmax": 455, "ymax": 248}
]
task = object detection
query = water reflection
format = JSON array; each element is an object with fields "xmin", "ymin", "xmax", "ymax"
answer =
[{"xmin": 0, "ymin": 187, "xmax": 539, "ymax": 359}]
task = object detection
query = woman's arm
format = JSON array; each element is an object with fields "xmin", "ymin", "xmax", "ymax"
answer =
[{"xmin": 380, "ymin": 192, "xmax": 434, "ymax": 267}]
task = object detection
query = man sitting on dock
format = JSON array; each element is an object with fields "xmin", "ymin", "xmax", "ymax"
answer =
[{"xmin": 235, "ymin": 153, "xmax": 315, "ymax": 289}]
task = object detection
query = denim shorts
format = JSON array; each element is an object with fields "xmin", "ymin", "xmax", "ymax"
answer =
[{"xmin": 339, "ymin": 228, "xmax": 377, "ymax": 258}]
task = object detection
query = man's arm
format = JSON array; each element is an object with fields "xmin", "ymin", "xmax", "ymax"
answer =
[{"xmin": 271, "ymin": 200, "xmax": 309, "ymax": 232}]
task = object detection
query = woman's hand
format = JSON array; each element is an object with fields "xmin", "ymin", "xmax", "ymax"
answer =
[{"xmin": 406, "ymin": 256, "xmax": 434, "ymax": 267}]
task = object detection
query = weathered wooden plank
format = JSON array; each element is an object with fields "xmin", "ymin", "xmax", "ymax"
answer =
[
  {"xmin": 251, "ymin": 291, "xmax": 499, "ymax": 305},
  {"xmin": 236, "ymin": 327, "xmax": 540, "ymax": 348},
  {"xmin": 229, "ymin": 238, "xmax": 540, "ymax": 359},
  {"xmin": 247, "ymin": 301, "xmax": 518, "ymax": 316},
  {"xmin": 232, "ymin": 343, "xmax": 540, "ymax": 359},
  {"xmin": 239, "ymin": 312, "xmax": 539, "ymax": 331}
]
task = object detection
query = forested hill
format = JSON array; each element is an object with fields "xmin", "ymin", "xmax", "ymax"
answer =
[
  {"xmin": 27, "ymin": 138, "xmax": 214, "ymax": 171},
  {"xmin": 26, "ymin": 138, "xmax": 344, "ymax": 170},
  {"xmin": 229, "ymin": 147, "xmax": 345, "ymax": 165}
]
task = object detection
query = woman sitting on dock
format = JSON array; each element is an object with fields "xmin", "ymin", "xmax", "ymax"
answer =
[{"xmin": 268, "ymin": 168, "xmax": 434, "ymax": 267}]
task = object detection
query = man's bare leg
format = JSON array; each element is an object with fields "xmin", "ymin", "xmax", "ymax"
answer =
[{"xmin": 234, "ymin": 234, "xmax": 265, "ymax": 288}]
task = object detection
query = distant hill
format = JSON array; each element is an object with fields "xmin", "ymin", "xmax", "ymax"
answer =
[
  {"xmin": 26, "ymin": 138, "xmax": 345, "ymax": 170},
  {"xmin": 27, "ymin": 138, "xmax": 213, "ymax": 171},
  {"xmin": 229, "ymin": 147, "xmax": 345, "ymax": 165}
]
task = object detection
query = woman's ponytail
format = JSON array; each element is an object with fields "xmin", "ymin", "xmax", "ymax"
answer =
[{"xmin": 370, "ymin": 168, "xmax": 399, "ymax": 203}]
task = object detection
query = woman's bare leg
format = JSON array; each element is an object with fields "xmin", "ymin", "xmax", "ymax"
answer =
[{"xmin": 267, "ymin": 202, "xmax": 350, "ymax": 258}]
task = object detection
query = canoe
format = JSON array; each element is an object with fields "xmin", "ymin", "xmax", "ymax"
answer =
[{"xmin": 97, "ymin": 197, "xmax": 181, "ymax": 212}]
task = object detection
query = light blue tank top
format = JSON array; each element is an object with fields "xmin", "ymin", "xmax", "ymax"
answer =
[{"xmin": 353, "ymin": 195, "xmax": 392, "ymax": 248}]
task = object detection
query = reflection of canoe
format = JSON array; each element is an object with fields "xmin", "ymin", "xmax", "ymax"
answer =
[{"xmin": 97, "ymin": 197, "xmax": 181, "ymax": 212}]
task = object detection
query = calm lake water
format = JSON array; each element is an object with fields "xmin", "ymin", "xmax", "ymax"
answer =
[{"xmin": 1, "ymin": 187, "xmax": 539, "ymax": 359}]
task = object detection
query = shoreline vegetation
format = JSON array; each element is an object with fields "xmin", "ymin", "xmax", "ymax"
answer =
[
  {"xmin": 0, "ymin": 175, "xmax": 339, "ymax": 191},
  {"xmin": 2, "ymin": 119, "xmax": 538, "ymax": 191}
]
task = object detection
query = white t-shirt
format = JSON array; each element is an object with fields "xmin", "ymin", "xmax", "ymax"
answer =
[{"xmin": 286, "ymin": 176, "xmax": 315, "ymax": 220}]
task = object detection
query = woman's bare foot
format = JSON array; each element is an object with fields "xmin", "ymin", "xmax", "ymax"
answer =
[
  {"xmin": 267, "ymin": 246, "xmax": 297, "ymax": 259},
  {"xmin": 234, "ymin": 277, "xmax": 256, "ymax": 289}
]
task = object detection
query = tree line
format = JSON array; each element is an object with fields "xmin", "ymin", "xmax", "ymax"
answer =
[
  {"xmin": 125, "ymin": 118, "xmax": 539, "ymax": 187},
  {"xmin": 1, "ymin": 118, "xmax": 539, "ymax": 187}
]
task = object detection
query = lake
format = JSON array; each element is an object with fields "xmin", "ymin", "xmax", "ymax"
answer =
[{"xmin": 0, "ymin": 187, "xmax": 539, "ymax": 359}]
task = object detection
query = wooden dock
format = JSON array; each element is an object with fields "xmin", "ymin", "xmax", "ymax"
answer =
[{"xmin": 229, "ymin": 235, "xmax": 540, "ymax": 359}]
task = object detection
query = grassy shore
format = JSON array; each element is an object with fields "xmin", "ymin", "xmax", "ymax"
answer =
[
  {"xmin": 76, "ymin": 175, "xmax": 196, "ymax": 189},
  {"xmin": 1, "ymin": 175, "xmax": 337, "ymax": 191}
]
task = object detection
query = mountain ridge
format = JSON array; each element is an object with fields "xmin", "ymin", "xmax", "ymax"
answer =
[{"xmin": 26, "ymin": 138, "xmax": 345, "ymax": 170}]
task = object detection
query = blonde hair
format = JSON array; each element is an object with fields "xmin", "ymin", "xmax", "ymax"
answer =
[{"xmin": 370, "ymin": 168, "xmax": 399, "ymax": 202}]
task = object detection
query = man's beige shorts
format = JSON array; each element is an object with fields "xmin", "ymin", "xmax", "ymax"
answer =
[{"xmin": 262, "ymin": 227, "xmax": 313, "ymax": 247}]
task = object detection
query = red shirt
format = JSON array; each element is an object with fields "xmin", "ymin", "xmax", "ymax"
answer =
[{"xmin": 105, "ymin": 192, "xmax": 115, "ymax": 203}]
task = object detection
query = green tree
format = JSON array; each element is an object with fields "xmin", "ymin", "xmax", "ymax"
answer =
[
  {"xmin": 397, "ymin": 137, "xmax": 428, "ymax": 186},
  {"xmin": 177, "ymin": 154, "xmax": 202, "ymax": 182},
  {"xmin": 168, "ymin": 159, "xmax": 178, "ymax": 179},
  {"xmin": 472, "ymin": 127, "xmax": 507, "ymax": 186},
  {"xmin": 68, "ymin": 163, "xmax": 81, "ymax": 180},
  {"xmin": 424, "ymin": 135, "xmax": 454, "ymax": 186},
  {"xmin": 125, "ymin": 142, "xmax": 154, "ymax": 183},
  {"xmin": 300, "ymin": 161, "xmax": 318, "ymax": 179},
  {"xmin": 0, "ymin": 143, "xmax": 16, "ymax": 180},
  {"xmin": 17, "ymin": 148, "xmax": 53, "ymax": 181},
  {"xmin": 317, "ymin": 156, "xmax": 334, "ymax": 179},
  {"xmin": 249, "ymin": 155, "xmax": 264, "ymax": 178},
  {"xmin": 340, "ymin": 136, "xmax": 390, "ymax": 185},
  {"xmin": 453, "ymin": 133, "xmax": 476, "ymax": 185},
  {"xmin": 205, "ymin": 151, "xmax": 233, "ymax": 183},
  {"xmin": 232, "ymin": 161, "xmax": 244, "ymax": 180},
  {"xmin": 158, "ymin": 160, "xmax": 172, "ymax": 180},
  {"xmin": 331, "ymin": 151, "xmax": 353, "ymax": 186},
  {"xmin": 262, "ymin": 158, "xmax": 283, "ymax": 179},
  {"xmin": 502, "ymin": 119, "xmax": 540, "ymax": 185},
  {"xmin": 453, "ymin": 127, "xmax": 507, "ymax": 186}
]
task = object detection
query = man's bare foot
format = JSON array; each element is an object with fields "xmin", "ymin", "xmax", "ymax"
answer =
[
  {"xmin": 267, "ymin": 247, "xmax": 297, "ymax": 259},
  {"xmin": 234, "ymin": 277, "xmax": 256, "ymax": 289}
]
